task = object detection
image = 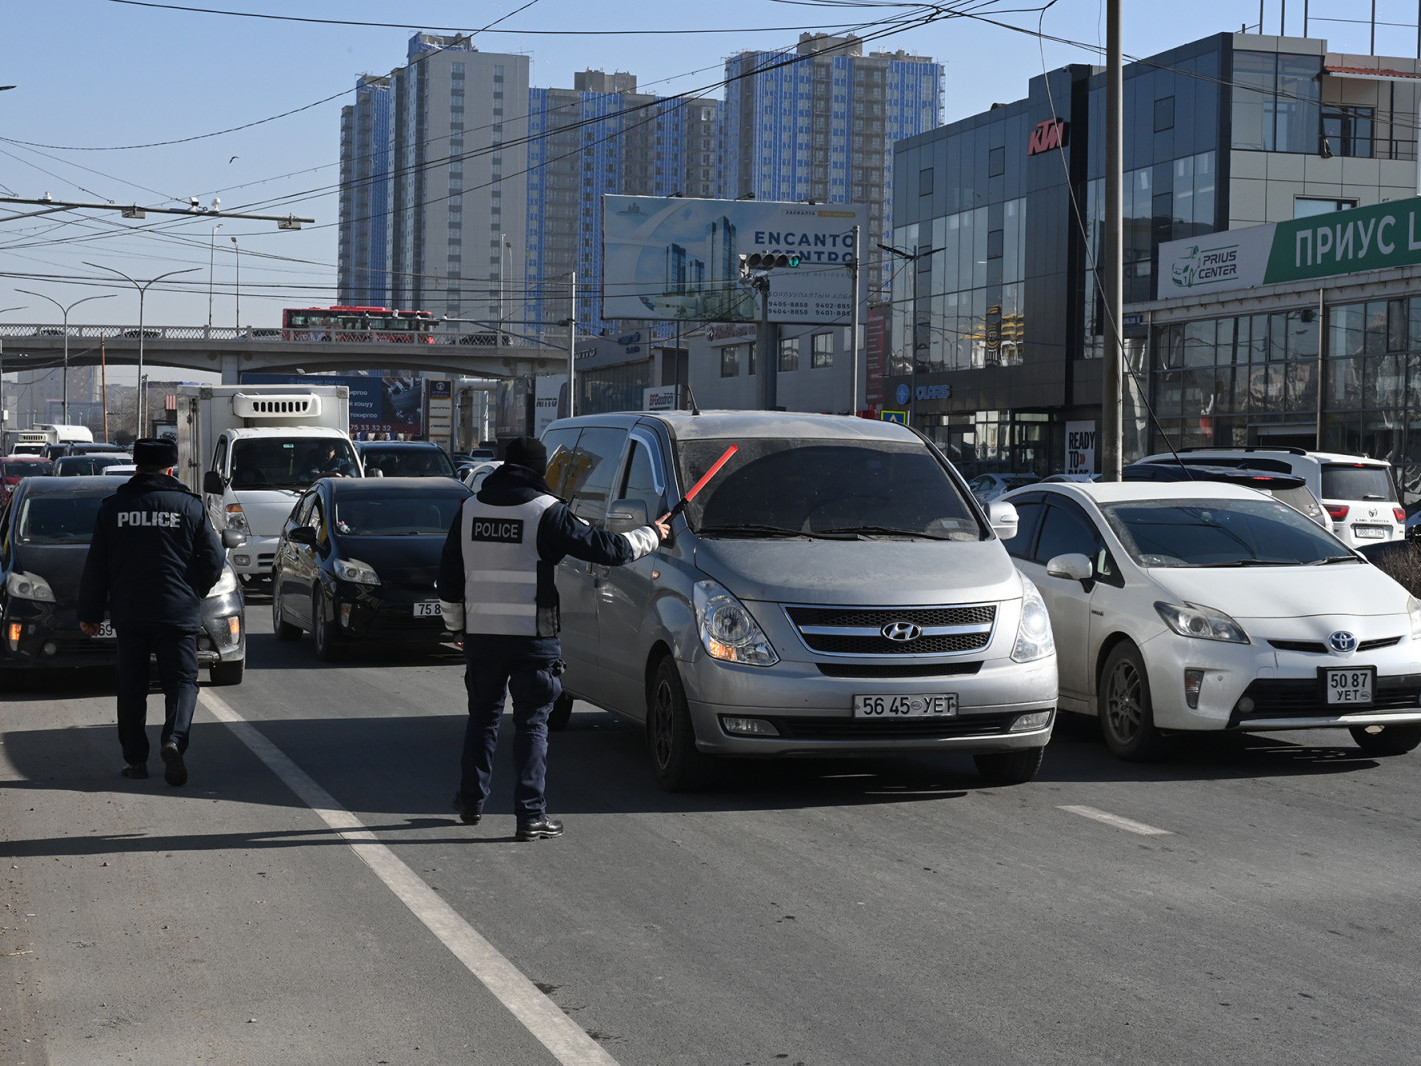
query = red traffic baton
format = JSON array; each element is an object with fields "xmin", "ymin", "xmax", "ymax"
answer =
[{"xmin": 668, "ymin": 444, "xmax": 738, "ymax": 521}]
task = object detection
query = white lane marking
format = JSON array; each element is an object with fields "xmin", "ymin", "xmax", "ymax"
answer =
[
  {"xmin": 201, "ymin": 690, "xmax": 622, "ymax": 1066},
  {"xmin": 1057, "ymin": 804, "xmax": 1173, "ymax": 836}
]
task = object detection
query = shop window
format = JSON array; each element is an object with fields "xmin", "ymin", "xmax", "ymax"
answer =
[
  {"xmin": 779, "ymin": 337, "xmax": 799, "ymax": 372},
  {"xmin": 811, "ymin": 333, "xmax": 834, "ymax": 369},
  {"xmin": 720, "ymin": 345, "xmax": 740, "ymax": 378}
]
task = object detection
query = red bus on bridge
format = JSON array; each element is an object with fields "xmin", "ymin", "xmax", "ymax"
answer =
[{"xmin": 281, "ymin": 306, "xmax": 437, "ymax": 343}]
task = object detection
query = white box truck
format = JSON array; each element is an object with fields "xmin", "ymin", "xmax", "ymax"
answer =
[{"xmin": 174, "ymin": 384, "xmax": 360, "ymax": 591}]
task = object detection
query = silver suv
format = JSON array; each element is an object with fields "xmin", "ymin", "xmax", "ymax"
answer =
[
  {"xmin": 540, "ymin": 411, "xmax": 1058, "ymax": 791},
  {"xmin": 1135, "ymin": 447, "xmax": 1403, "ymax": 549}
]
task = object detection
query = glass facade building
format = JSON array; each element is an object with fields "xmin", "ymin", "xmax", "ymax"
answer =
[{"xmin": 890, "ymin": 32, "xmax": 1420, "ymax": 478}]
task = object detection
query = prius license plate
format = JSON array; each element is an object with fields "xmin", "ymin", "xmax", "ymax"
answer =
[
  {"xmin": 854, "ymin": 693, "xmax": 958, "ymax": 718},
  {"xmin": 94, "ymin": 621, "xmax": 116, "ymax": 639},
  {"xmin": 413, "ymin": 601, "xmax": 442, "ymax": 618},
  {"xmin": 1323, "ymin": 666, "xmax": 1374, "ymax": 706}
]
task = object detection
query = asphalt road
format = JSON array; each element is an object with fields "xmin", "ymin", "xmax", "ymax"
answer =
[{"xmin": 3, "ymin": 610, "xmax": 1419, "ymax": 1066}]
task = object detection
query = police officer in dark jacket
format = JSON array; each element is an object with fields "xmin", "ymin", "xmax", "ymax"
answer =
[
  {"xmin": 438, "ymin": 437, "xmax": 669, "ymax": 840},
  {"xmin": 79, "ymin": 438, "xmax": 226, "ymax": 786}
]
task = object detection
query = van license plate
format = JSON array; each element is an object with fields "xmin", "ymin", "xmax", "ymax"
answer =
[
  {"xmin": 413, "ymin": 602, "xmax": 442, "ymax": 617},
  {"xmin": 1323, "ymin": 666, "xmax": 1374, "ymax": 706},
  {"xmin": 854, "ymin": 694, "xmax": 958, "ymax": 717},
  {"xmin": 1352, "ymin": 525, "xmax": 1387, "ymax": 539}
]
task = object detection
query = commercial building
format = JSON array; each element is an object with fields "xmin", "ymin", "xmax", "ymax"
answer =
[
  {"xmin": 889, "ymin": 31, "xmax": 1420, "ymax": 480},
  {"xmin": 337, "ymin": 74, "xmax": 393, "ymax": 308}
]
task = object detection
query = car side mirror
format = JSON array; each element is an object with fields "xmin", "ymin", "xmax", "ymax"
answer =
[
  {"xmin": 203, "ymin": 470, "xmax": 225, "ymax": 494},
  {"xmin": 221, "ymin": 528, "xmax": 247, "ymax": 549},
  {"xmin": 1045, "ymin": 552, "xmax": 1094, "ymax": 582},
  {"xmin": 987, "ymin": 499, "xmax": 1019, "ymax": 540},
  {"xmin": 287, "ymin": 526, "xmax": 318, "ymax": 546},
  {"xmin": 366, "ymin": 466, "xmax": 384, "ymax": 477},
  {"xmin": 606, "ymin": 498, "xmax": 651, "ymax": 535}
]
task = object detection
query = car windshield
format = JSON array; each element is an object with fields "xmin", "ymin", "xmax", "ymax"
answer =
[
  {"xmin": 56, "ymin": 455, "xmax": 129, "ymax": 476},
  {"xmin": 674, "ymin": 437, "xmax": 983, "ymax": 540},
  {"xmin": 2, "ymin": 460, "xmax": 53, "ymax": 478},
  {"xmin": 360, "ymin": 446, "xmax": 456, "ymax": 477},
  {"xmin": 1321, "ymin": 464, "xmax": 1396, "ymax": 503},
  {"xmin": 333, "ymin": 493, "xmax": 465, "ymax": 535},
  {"xmin": 232, "ymin": 438, "xmax": 360, "ymax": 489},
  {"xmin": 1101, "ymin": 497, "xmax": 1355, "ymax": 567},
  {"xmin": 18, "ymin": 494, "xmax": 108, "ymax": 543}
]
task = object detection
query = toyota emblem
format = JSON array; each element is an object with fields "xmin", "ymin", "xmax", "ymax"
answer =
[
  {"xmin": 1328, "ymin": 631, "xmax": 1358, "ymax": 654},
  {"xmin": 882, "ymin": 621, "xmax": 922, "ymax": 642}
]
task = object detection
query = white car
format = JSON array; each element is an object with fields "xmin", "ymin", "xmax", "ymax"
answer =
[{"xmin": 1001, "ymin": 480, "xmax": 1421, "ymax": 760}]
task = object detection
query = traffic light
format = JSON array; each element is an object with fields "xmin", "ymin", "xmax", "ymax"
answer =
[{"xmin": 743, "ymin": 252, "xmax": 802, "ymax": 269}]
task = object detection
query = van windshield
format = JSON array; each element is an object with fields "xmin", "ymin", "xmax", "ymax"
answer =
[{"xmin": 678, "ymin": 438, "xmax": 983, "ymax": 539}]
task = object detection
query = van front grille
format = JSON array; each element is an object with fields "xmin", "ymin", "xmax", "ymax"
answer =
[{"xmin": 784, "ymin": 603, "xmax": 996, "ymax": 657}]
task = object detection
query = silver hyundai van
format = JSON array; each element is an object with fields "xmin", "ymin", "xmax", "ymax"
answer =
[{"xmin": 541, "ymin": 411, "xmax": 1058, "ymax": 791}]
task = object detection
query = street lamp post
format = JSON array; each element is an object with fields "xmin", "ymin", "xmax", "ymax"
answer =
[
  {"xmin": 231, "ymin": 235, "xmax": 240, "ymax": 330},
  {"xmin": 84, "ymin": 262, "xmax": 199, "ymax": 436},
  {"xmin": 0, "ymin": 305, "xmax": 27, "ymax": 439},
  {"xmin": 15, "ymin": 289, "xmax": 114, "ymax": 423},
  {"xmin": 208, "ymin": 223, "xmax": 224, "ymax": 330}
]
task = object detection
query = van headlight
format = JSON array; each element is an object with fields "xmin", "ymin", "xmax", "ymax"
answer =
[
  {"xmin": 693, "ymin": 579, "xmax": 778, "ymax": 666},
  {"xmin": 334, "ymin": 557, "xmax": 380, "ymax": 585},
  {"xmin": 1011, "ymin": 574, "xmax": 1055, "ymax": 662},
  {"xmin": 206, "ymin": 566, "xmax": 239, "ymax": 599},
  {"xmin": 6, "ymin": 570, "xmax": 55, "ymax": 602},
  {"xmin": 1155, "ymin": 601, "xmax": 1249, "ymax": 643}
]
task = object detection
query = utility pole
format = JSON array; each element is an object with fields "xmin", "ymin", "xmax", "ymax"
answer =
[
  {"xmin": 878, "ymin": 242, "xmax": 936, "ymax": 429},
  {"xmin": 567, "ymin": 272, "xmax": 577, "ymax": 418},
  {"xmin": 1101, "ymin": 0, "xmax": 1124, "ymax": 480}
]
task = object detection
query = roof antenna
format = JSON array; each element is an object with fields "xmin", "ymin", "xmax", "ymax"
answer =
[{"xmin": 683, "ymin": 383, "xmax": 701, "ymax": 416}]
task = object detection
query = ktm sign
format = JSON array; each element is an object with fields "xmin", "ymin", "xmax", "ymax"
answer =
[{"xmin": 1027, "ymin": 118, "xmax": 1068, "ymax": 155}]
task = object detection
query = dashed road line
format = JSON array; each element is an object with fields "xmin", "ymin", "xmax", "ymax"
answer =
[
  {"xmin": 201, "ymin": 690, "xmax": 622, "ymax": 1066},
  {"xmin": 1058, "ymin": 804, "xmax": 1173, "ymax": 836}
]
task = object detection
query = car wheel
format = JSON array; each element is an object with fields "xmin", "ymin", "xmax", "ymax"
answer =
[
  {"xmin": 548, "ymin": 691, "xmax": 574, "ymax": 732},
  {"xmin": 1098, "ymin": 643, "xmax": 1166, "ymax": 761},
  {"xmin": 1349, "ymin": 723, "xmax": 1421, "ymax": 756},
  {"xmin": 973, "ymin": 746, "xmax": 1045, "ymax": 784},
  {"xmin": 210, "ymin": 658, "xmax": 245, "ymax": 686},
  {"xmin": 312, "ymin": 591, "xmax": 340, "ymax": 662},
  {"xmin": 646, "ymin": 656, "xmax": 715, "ymax": 792},
  {"xmin": 272, "ymin": 589, "xmax": 301, "ymax": 641}
]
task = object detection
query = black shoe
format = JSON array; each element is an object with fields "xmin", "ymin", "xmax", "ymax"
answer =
[
  {"xmin": 451, "ymin": 792, "xmax": 481, "ymax": 825},
  {"xmin": 160, "ymin": 742, "xmax": 187, "ymax": 787},
  {"xmin": 515, "ymin": 817, "xmax": 564, "ymax": 841},
  {"xmin": 120, "ymin": 764, "xmax": 148, "ymax": 780}
]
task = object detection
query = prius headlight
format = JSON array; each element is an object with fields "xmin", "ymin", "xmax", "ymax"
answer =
[
  {"xmin": 334, "ymin": 557, "xmax": 381, "ymax": 586},
  {"xmin": 1011, "ymin": 574, "xmax": 1055, "ymax": 662},
  {"xmin": 1408, "ymin": 596, "xmax": 1421, "ymax": 643},
  {"xmin": 206, "ymin": 566, "xmax": 239, "ymax": 599},
  {"xmin": 6, "ymin": 570, "xmax": 55, "ymax": 602},
  {"xmin": 1155, "ymin": 601, "xmax": 1249, "ymax": 644},
  {"xmin": 692, "ymin": 579, "xmax": 777, "ymax": 666}
]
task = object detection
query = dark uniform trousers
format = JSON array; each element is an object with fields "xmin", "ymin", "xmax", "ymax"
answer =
[
  {"xmin": 459, "ymin": 651, "xmax": 561, "ymax": 823},
  {"xmin": 115, "ymin": 621, "xmax": 200, "ymax": 766}
]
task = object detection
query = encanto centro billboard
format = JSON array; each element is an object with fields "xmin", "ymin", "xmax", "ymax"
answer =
[
  {"xmin": 602, "ymin": 195, "xmax": 865, "ymax": 325},
  {"xmin": 1157, "ymin": 194, "xmax": 1421, "ymax": 300}
]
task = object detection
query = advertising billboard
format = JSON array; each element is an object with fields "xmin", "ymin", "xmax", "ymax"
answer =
[{"xmin": 602, "ymin": 195, "xmax": 864, "ymax": 325}]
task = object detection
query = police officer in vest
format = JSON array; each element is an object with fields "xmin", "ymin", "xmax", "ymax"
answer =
[
  {"xmin": 79, "ymin": 437, "xmax": 226, "ymax": 786},
  {"xmin": 438, "ymin": 436, "xmax": 670, "ymax": 840}
]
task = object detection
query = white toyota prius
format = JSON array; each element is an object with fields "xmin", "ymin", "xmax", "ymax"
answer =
[{"xmin": 1000, "ymin": 481, "xmax": 1421, "ymax": 760}]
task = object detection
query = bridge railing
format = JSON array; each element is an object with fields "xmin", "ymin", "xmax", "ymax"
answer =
[{"xmin": 0, "ymin": 324, "xmax": 528, "ymax": 346}]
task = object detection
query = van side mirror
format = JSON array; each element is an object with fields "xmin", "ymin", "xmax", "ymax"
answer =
[
  {"xmin": 1045, "ymin": 552, "xmax": 1094, "ymax": 582},
  {"xmin": 221, "ymin": 528, "xmax": 247, "ymax": 549},
  {"xmin": 606, "ymin": 498, "xmax": 651, "ymax": 535},
  {"xmin": 203, "ymin": 470, "xmax": 225, "ymax": 494},
  {"xmin": 987, "ymin": 499, "xmax": 1019, "ymax": 540}
]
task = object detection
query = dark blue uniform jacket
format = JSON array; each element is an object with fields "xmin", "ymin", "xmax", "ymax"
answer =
[
  {"xmin": 79, "ymin": 472, "xmax": 226, "ymax": 630},
  {"xmin": 439, "ymin": 463, "xmax": 642, "ymax": 662}
]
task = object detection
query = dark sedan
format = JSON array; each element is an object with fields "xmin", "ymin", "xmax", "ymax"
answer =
[
  {"xmin": 355, "ymin": 440, "xmax": 458, "ymax": 478},
  {"xmin": 271, "ymin": 476, "xmax": 471, "ymax": 660},
  {"xmin": 0, "ymin": 476, "xmax": 247, "ymax": 687}
]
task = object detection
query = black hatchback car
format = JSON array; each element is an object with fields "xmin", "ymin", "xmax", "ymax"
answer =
[
  {"xmin": 0, "ymin": 476, "xmax": 247, "ymax": 686},
  {"xmin": 270, "ymin": 476, "xmax": 472, "ymax": 660}
]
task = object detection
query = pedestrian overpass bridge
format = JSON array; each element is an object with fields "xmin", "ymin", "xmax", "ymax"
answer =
[{"xmin": 0, "ymin": 323, "xmax": 570, "ymax": 383}]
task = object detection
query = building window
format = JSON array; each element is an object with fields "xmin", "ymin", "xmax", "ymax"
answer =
[
  {"xmin": 919, "ymin": 167, "xmax": 933, "ymax": 196},
  {"xmin": 720, "ymin": 346, "xmax": 740, "ymax": 377},
  {"xmin": 1154, "ymin": 96, "xmax": 1175, "ymax": 132},
  {"xmin": 988, "ymin": 147, "xmax": 1004, "ymax": 176},
  {"xmin": 1322, "ymin": 106, "xmax": 1373, "ymax": 158},
  {"xmin": 811, "ymin": 333, "xmax": 833, "ymax": 368},
  {"xmin": 1295, "ymin": 196, "xmax": 1356, "ymax": 218},
  {"xmin": 779, "ymin": 337, "xmax": 799, "ymax": 372}
]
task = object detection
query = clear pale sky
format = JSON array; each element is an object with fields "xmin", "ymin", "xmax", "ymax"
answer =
[{"xmin": 0, "ymin": 0, "xmax": 1399, "ymax": 340}]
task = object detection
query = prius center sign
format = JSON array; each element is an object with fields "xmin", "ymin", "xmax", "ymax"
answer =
[{"xmin": 1158, "ymin": 194, "xmax": 1421, "ymax": 300}]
